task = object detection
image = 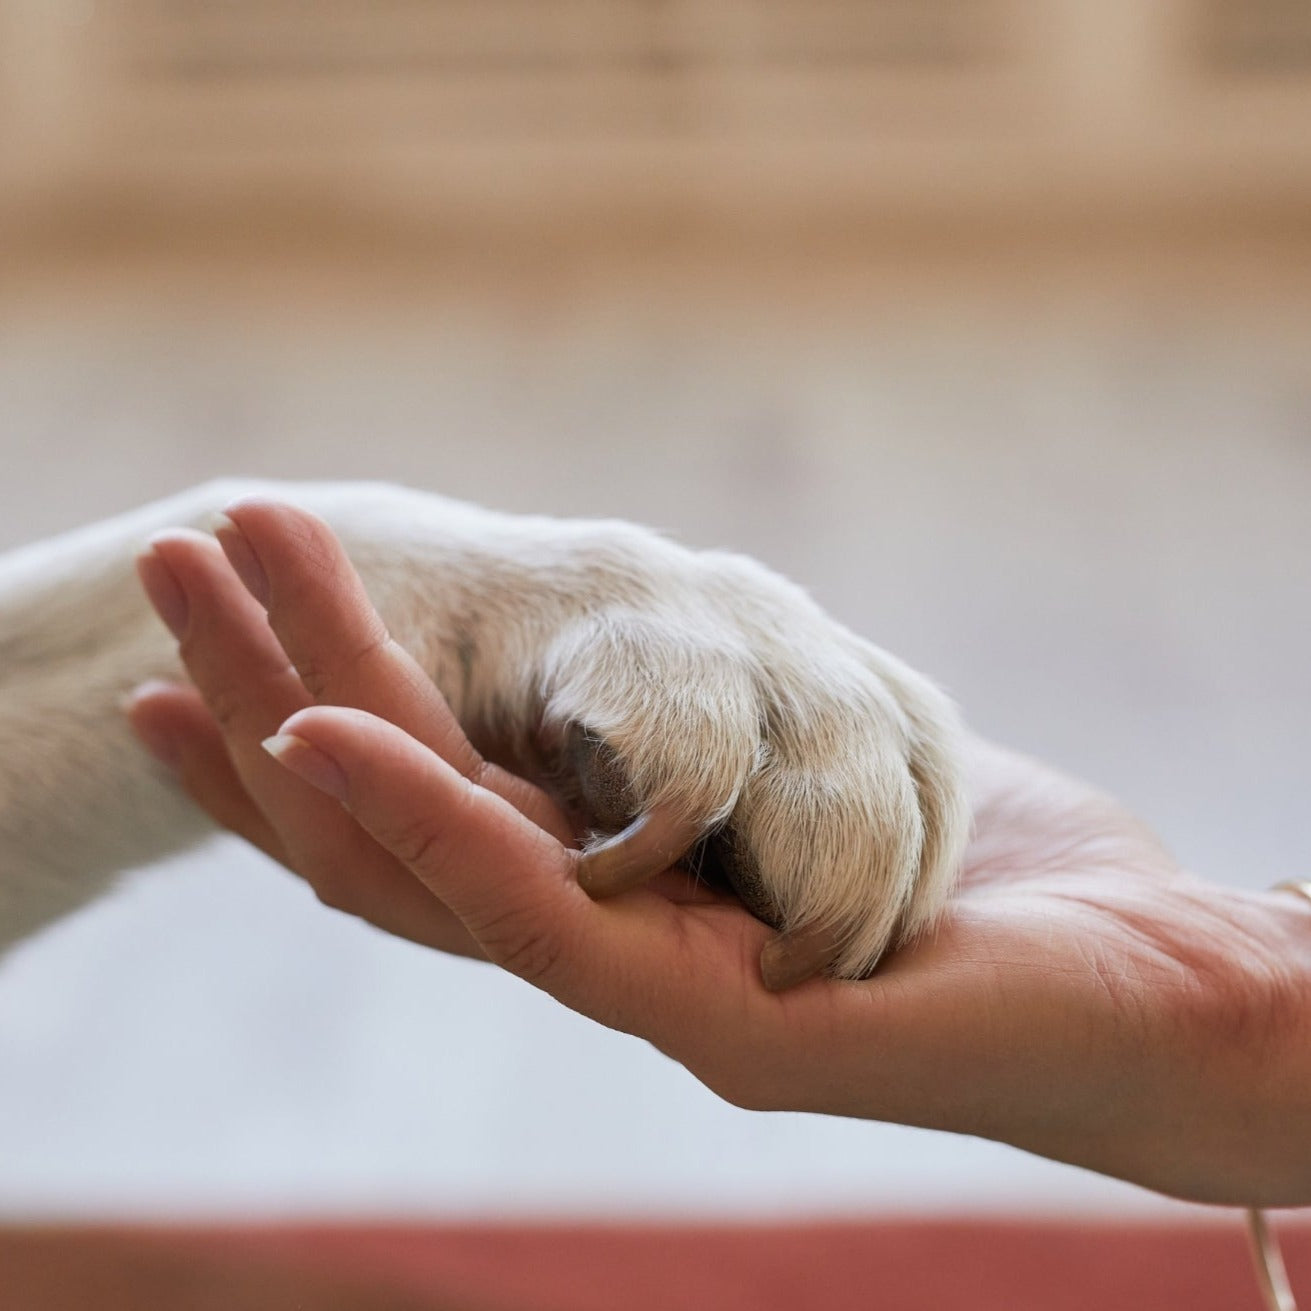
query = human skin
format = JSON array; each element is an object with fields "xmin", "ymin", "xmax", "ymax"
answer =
[{"xmin": 129, "ymin": 501, "xmax": 1311, "ymax": 1207}]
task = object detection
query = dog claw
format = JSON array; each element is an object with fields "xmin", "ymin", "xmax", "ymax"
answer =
[
  {"xmin": 759, "ymin": 922, "xmax": 847, "ymax": 992},
  {"xmin": 577, "ymin": 808, "xmax": 703, "ymax": 898}
]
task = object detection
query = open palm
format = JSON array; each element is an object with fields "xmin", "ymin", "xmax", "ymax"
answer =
[{"xmin": 130, "ymin": 501, "xmax": 1311, "ymax": 1207}]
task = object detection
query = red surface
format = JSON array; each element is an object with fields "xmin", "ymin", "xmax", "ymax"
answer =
[{"xmin": 4, "ymin": 1217, "xmax": 1309, "ymax": 1311}]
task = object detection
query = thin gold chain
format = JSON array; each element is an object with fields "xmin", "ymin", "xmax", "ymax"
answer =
[{"xmin": 1248, "ymin": 1208, "xmax": 1297, "ymax": 1311}]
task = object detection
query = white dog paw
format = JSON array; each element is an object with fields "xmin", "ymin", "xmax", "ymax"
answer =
[
  {"xmin": 517, "ymin": 541, "xmax": 969, "ymax": 984},
  {"xmin": 322, "ymin": 487, "xmax": 968, "ymax": 987}
]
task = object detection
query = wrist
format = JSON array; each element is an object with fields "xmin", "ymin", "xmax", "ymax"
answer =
[{"xmin": 1184, "ymin": 886, "xmax": 1311, "ymax": 1206}]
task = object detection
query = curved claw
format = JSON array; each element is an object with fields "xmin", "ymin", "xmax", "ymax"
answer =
[
  {"xmin": 577, "ymin": 808, "xmax": 704, "ymax": 899},
  {"xmin": 759, "ymin": 922, "xmax": 848, "ymax": 992}
]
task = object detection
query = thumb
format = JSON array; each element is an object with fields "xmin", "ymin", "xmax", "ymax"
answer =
[
  {"xmin": 264, "ymin": 704, "xmax": 585, "ymax": 990},
  {"xmin": 262, "ymin": 704, "xmax": 773, "ymax": 1073}
]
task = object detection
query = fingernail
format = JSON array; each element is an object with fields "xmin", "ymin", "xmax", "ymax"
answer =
[
  {"xmin": 263, "ymin": 733, "xmax": 350, "ymax": 804},
  {"xmin": 215, "ymin": 514, "xmax": 270, "ymax": 607},
  {"xmin": 136, "ymin": 547, "xmax": 189, "ymax": 640}
]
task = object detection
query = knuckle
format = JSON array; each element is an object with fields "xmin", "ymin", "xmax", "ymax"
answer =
[
  {"xmin": 293, "ymin": 655, "xmax": 334, "ymax": 701},
  {"xmin": 383, "ymin": 813, "xmax": 448, "ymax": 874},
  {"xmin": 195, "ymin": 658, "xmax": 297, "ymax": 735},
  {"xmin": 469, "ymin": 904, "xmax": 565, "ymax": 987},
  {"xmin": 204, "ymin": 680, "xmax": 246, "ymax": 733},
  {"xmin": 497, "ymin": 929, "xmax": 565, "ymax": 988},
  {"xmin": 347, "ymin": 628, "xmax": 392, "ymax": 674},
  {"xmin": 293, "ymin": 631, "xmax": 390, "ymax": 702}
]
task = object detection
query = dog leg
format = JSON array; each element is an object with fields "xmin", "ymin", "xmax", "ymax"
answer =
[{"xmin": 0, "ymin": 479, "xmax": 969, "ymax": 979}]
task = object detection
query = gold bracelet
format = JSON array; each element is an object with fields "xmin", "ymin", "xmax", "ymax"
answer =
[{"xmin": 1247, "ymin": 881, "xmax": 1311, "ymax": 1311}]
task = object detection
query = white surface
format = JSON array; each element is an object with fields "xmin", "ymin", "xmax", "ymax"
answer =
[
  {"xmin": 0, "ymin": 276, "xmax": 1308, "ymax": 1219},
  {"xmin": 0, "ymin": 840, "xmax": 1191, "ymax": 1222}
]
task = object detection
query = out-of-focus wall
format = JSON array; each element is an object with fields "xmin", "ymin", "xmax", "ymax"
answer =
[
  {"xmin": 1, "ymin": 1, "xmax": 1309, "ymax": 1223},
  {"xmin": 3, "ymin": 0, "xmax": 1311, "ymax": 235}
]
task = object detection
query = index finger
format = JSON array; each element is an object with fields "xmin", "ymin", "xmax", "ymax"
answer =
[
  {"xmin": 264, "ymin": 704, "xmax": 778, "ymax": 1051},
  {"xmin": 216, "ymin": 498, "xmax": 565, "ymax": 840},
  {"xmin": 216, "ymin": 499, "xmax": 475, "ymax": 767}
]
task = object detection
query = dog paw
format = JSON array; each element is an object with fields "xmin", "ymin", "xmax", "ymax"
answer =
[
  {"xmin": 315, "ymin": 486, "xmax": 967, "ymax": 988},
  {"xmin": 518, "ymin": 539, "xmax": 969, "ymax": 986}
]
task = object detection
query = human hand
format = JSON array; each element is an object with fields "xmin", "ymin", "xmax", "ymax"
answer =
[
  {"xmin": 132, "ymin": 479, "xmax": 970, "ymax": 985},
  {"xmin": 129, "ymin": 503, "xmax": 1311, "ymax": 1207}
]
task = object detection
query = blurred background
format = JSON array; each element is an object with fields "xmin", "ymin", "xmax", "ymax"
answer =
[{"xmin": 1, "ymin": 0, "xmax": 1310, "ymax": 1306}]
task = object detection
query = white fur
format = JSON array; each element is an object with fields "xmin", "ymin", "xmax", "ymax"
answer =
[{"xmin": 0, "ymin": 480, "xmax": 969, "ymax": 977}]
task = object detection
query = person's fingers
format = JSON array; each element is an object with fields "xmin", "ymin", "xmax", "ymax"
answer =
[
  {"xmin": 263, "ymin": 705, "xmax": 586, "ymax": 990},
  {"xmin": 125, "ymin": 680, "xmax": 289, "ymax": 864},
  {"xmin": 216, "ymin": 499, "xmax": 568, "ymax": 842},
  {"xmin": 216, "ymin": 500, "xmax": 471, "ymax": 763},
  {"xmin": 138, "ymin": 530, "xmax": 325, "ymax": 822},
  {"xmin": 261, "ymin": 704, "xmax": 777, "ymax": 1051},
  {"xmin": 137, "ymin": 532, "xmax": 480, "ymax": 955}
]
